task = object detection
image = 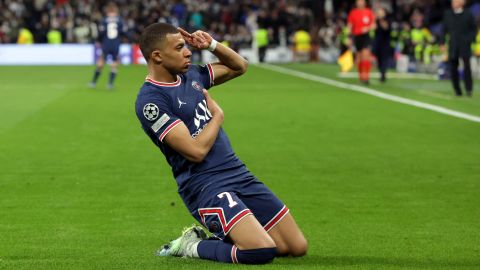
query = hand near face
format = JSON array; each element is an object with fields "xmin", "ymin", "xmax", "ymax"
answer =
[{"xmin": 178, "ymin": 27, "xmax": 213, "ymax": 50}]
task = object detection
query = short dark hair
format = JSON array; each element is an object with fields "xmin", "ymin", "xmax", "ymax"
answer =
[{"xmin": 139, "ymin": 23, "xmax": 179, "ymax": 61}]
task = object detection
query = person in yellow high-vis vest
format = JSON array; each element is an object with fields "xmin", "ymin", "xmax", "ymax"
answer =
[
  {"xmin": 47, "ymin": 28, "xmax": 62, "ymax": 44},
  {"xmin": 17, "ymin": 27, "xmax": 33, "ymax": 44},
  {"xmin": 255, "ymin": 27, "xmax": 269, "ymax": 63},
  {"xmin": 293, "ymin": 27, "xmax": 311, "ymax": 62}
]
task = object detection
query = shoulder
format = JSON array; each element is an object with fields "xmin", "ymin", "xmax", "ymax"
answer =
[
  {"xmin": 186, "ymin": 64, "xmax": 212, "ymax": 77},
  {"xmin": 186, "ymin": 64, "xmax": 203, "ymax": 74},
  {"xmin": 136, "ymin": 84, "xmax": 172, "ymax": 111}
]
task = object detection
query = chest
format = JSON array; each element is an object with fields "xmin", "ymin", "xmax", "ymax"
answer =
[
  {"xmin": 170, "ymin": 80, "xmax": 211, "ymax": 130},
  {"xmin": 353, "ymin": 11, "xmax": 371, "ymax": 25},
  {"xmin": 447, "ymin": 14, "xmax": 469, "ymax": 30}
]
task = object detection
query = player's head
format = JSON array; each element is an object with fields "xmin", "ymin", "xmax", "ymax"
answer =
[
  {"xmin": 139, "ymin": 23, "xmax": 192, "ymax": 73},
  {"xmin": 105, "ymin": 2, "xmax": 118, "ymax": 16},
  {"xmin": 452, "ymin": 0, "xmax": 465, "ymax": 9},
  {"xmin": 356, "ymin": 0, "xmax": 367, "ymax": 8}
]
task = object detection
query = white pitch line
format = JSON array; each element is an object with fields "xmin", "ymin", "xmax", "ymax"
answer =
[
  {"xmin": 337, "ymin": 72, "xmax": 437, "ymax": 80},
  {"xmin": 259, "ymin": 64, "xmax": 480, "ymax": 124}
]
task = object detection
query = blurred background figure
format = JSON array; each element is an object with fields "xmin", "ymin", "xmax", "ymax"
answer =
[
  {"xmin": 255, "ymin": 21, "xmax": 269, "ymax": 63},
  {"xmin": 292, "ymin": 26, "xmax": 311, "ymax": 63},
  {"xmin": 47, "ymin": 20, "xmax": 62, "ymax": 44},
  {"xmin": 443, "ymin": 0, "xmax": 477, "ymax": 97},
  {"xmin": 89, "ymin": 2, "xmax": 126, "ymax": 89},
  {"xmin": 373, "ymin": 6, "xmax": 391, "ymax": 83},
  {"xmin": 17, "ymin": 23, "xmax": 33, "ymax": 44},
  {"xmin": 347, "ymin": 0, "xmax": 375, "ymax": 85}
]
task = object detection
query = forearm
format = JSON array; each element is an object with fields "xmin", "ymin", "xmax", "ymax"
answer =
[
  {"xmin": 193, "ymin": 115, "xmax": 223, "ymax": 159},
  {"xmin": 211, "ymin": 42, "xmax": 248, "ymax": 73}
]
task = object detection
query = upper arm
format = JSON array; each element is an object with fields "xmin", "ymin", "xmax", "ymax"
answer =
[
  {"xmin": 210, "ymin": 62, "xmax": 244, "ymax": 85},
  {"xmin": 194, "ymin": 62, "xmax": 244, "ymax": 87},
  {"xmin": 163, "ymin": 121, "xmax": 204, "ymax": 162},
  {"xmin": 137, "ymin": 96, "xmax": 204, "ymax": 162}
]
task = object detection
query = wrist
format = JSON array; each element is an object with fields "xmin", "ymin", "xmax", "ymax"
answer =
[{"xmin": 208, "ymin": 39, "xmax": 218, "ymax": 52}]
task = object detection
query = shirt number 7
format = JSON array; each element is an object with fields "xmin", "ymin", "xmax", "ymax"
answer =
[{"xmin": 217, "ymin": 192, "xmax": 238, "ymax": 208}]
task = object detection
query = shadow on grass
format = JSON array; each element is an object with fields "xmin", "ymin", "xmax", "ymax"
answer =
[{"xmin": 275, "ymin": 255, "xmax": 480, "ymax": 268}]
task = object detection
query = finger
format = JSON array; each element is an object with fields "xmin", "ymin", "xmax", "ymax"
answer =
[
  {"xmin": 202, "ymin": 89, "xmax": 209, "ymax": 97},
  {"xmin": 177, "ymin": 27, "xmax": 192, "ymax": 37},
  {"xmin": 192, "ymin": 32, "xmax": 206, "ymax": 42},
  {"xmin": 199, "ymin": 31, "xmax": 212, "ymax": 41}
]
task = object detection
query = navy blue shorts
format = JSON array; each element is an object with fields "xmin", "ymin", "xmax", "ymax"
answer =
[
  {"xmin": 189, "ymin": 178, "xmax": 289, "ymax": 240},
  {"xmin": 101, "ymin": 45, "xmax": 119, "ymax": 61}
]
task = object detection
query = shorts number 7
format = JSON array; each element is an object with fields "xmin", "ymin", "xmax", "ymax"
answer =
[{"xmin": 217, "ymin": 192, "xmax": 238, "ymax": 208}]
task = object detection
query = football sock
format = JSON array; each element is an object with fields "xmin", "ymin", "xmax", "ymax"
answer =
[
  {"xmin": 197, "ymin": 240, "xmax": 276, "ymax": 264},
  {"xmin": 363, "ymin": 60, "xmax": 371, "ymax": 81},
  {"xmin": 92, "ymin": 68, "xmax": 101, "ymax": 83},
  {"xmin": 109, "ymin": 71, "xmax": 117, "ymax": 86},
  {"xmin": 357, "ymin": 61, "xmax": 364, "ymax": 81}
]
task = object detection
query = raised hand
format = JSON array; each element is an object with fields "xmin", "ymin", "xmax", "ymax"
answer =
[{"xmin": 178, "ymin": 27, "xmax": 213, "ymax": 50}]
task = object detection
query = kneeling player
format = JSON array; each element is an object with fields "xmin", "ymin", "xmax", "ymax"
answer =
[{"xmin": 135, "ymin": 23, "xmax": 307, "ymax": 264}]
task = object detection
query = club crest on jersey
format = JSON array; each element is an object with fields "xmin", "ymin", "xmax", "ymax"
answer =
[
  {"xmin": 143, "ymin": 103, "xmax": 159, "ymax": 121},
  {"xmin": 192, "ymin": 81, "xmax": 202, "ymax": 91}
]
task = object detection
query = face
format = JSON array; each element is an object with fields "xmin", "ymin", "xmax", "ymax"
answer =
[
  {"xmin": 376, "ymin": 7, "xmax": 386, "ymax": 18},
  {"xmin": 356, "ymin": 0, "xmax": 366, "ymax": 8},
  {"xmin": 151, "ymin": 32, "xmax": 192, "ymax": 73},
  {"xmin": 452, "ymin": 0, "xmax": 464, "ymax": 9}
]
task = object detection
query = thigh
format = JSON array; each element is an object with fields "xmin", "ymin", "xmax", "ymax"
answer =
[
  {"xmin": 193, "ymin": 191, "xmax": 251, "ymax": 240},
  {"xmin": 237, "ymin": 180, "xmax": 288, "ymax": 232},
  {"xmin": 191, "ymin": 190, "xmax": 275, "ymax": 250},
  {"xmin": 228, "ymin": 214, "xmax": 276, "ymax": 250}
]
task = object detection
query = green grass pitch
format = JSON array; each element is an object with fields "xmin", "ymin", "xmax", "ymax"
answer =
[{"xmin": 0, "ymin": 64, "xmax": 479, "ymax": 269}]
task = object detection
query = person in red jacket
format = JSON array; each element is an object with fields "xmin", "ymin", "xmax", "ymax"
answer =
[{"xmin": 347, "ymin": 0, "xmax": 376, "ymax": 84}]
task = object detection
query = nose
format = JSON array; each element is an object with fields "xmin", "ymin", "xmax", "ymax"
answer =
[{"xmin": 184, "ymin": 47, "xmax": 192, "ymax": 58}]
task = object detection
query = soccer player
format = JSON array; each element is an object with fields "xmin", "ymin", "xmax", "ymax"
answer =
[
  {"xmin": 347, "ymin": 0, "xmax": 375, "ymax": 84},
  {"xmin": 135, "ymin": 23, "xmax": 307, "ymax": 264},
  {"xmin": 89, "ymin": 2, "xmax": 126, "ymax": 89}
]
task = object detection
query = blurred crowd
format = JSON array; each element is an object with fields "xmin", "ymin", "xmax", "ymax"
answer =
[
  {"xmin": 2, "ymin": 0, "xmax": 480, "ymax": 65},
  {"xmin": 0, "ymin": 0, "xmax": 314, "ymax": 51}
]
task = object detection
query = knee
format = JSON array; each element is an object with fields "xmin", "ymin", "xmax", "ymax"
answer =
[
  {"xmin": 276, "ymin": 238, "xmax": 308, "ymax": 257},
  {"xmin": 290, "ymin": 238, "xmax": 308, "ymax": 257},
  {"xmin": 236, "ymin": 247, "xmax": 277, "ymax": 264}
]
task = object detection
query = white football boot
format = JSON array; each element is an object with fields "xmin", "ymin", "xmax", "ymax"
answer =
[{"xmin": 156, "ymin": 225, "xmax": 208, "ymax": 258}]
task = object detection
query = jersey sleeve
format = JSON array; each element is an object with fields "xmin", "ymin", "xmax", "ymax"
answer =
[
  {"xmin": 137, "ymin": 94, "xmax": 183, "ymax": 143},
  {"xmin": 190, "ymin": 64, "xmax": 214, "ymax": 89}
]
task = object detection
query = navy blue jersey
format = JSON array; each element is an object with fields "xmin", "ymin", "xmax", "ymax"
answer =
[
  {"xmin": 135, "ymin": 64, "xmax": 248, "ymax": 201},
  {"xmin": 98, "ymin": 15, "xmax": 125, "ymax": 47}
]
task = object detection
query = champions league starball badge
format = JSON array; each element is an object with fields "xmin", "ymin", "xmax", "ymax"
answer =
[{"xmin": 143, "ymin": 103, "xmax": 159, "ymax": 121}]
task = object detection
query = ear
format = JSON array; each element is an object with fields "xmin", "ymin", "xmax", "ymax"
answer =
[{"xmin": 151, "ymin": 50, "xmax": 162, "ymax": 65}]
